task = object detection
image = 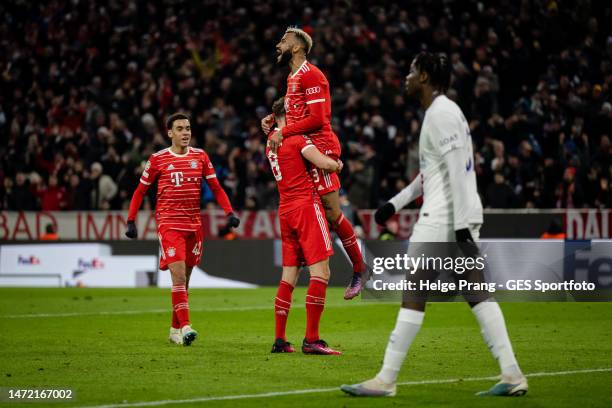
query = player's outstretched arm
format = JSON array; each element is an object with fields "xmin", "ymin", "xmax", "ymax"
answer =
[
  {"xmin": 375, "ymin": 173, "xmax": 423, "ymax": 225},
  {"xmin": 125, "ymin": 182, "xmax": 150, "ymax": 239},
  {"xmin": 205, "ymin": 176, "xmax": 240, "ymax": 228},
  {"xmin": 301, "ymin": 145, "xmax": 342, "ymax": 173}
]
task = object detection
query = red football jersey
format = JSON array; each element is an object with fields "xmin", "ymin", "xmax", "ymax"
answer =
[
  {"xmin": 284, "ymin": 61, "xmax": 341, "ymax": 158},
  {"xmin": 266, "ymin": 135, "xmax": 320, "ymax": 215},
  {"xmin": 140, "ymin": 147, "xmax": 217, "ymax": 231}
]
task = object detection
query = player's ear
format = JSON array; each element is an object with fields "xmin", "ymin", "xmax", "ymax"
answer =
[
  {"xmin": 167, "ymin": 129, "xmax": 172, "ymax": 139},
  {"xmin": 419, "ymin": 71, "xmax": 429, "ymax": 85}
]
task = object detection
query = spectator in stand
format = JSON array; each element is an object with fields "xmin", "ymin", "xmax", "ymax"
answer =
[
  {"xmin": 40, "ymin": 223, "xmax": 59, "ymax": 240},
  {"xmin": 35, "ymin": 174, "xmax": 67, "ymax": 211},
  {"xmin": 486, "ymin": 172, "xmax": 517, "ymax": 208},
  {"xmin": 0, "ymin": 1, "xmax": 610, "ymax": 211},
  {"xmin": 6, "ymin": 173, "xmax": 37, "ymax": 211},
  {"xmin": 90, "ymin": 162, "xmax": 118, "ymax": 210}
]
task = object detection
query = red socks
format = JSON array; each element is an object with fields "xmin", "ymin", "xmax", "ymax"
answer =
[
  {"xmin": 333, "ymin": 214, "xmax": 364, "ymax": 273},
  {"xmin": 171, "ymin": 288, "xmax": 187, "ymax": 329},
  {"xmin": 305, "ymin": 277, "xmax": 328, "ymax": 342},
  {"xmin": 274, "ymin": 280, "xmax": 294, "ymax": 340},
  {"xmin": 172, "ymin": 310, "xmax": 180, "ymax": 329},
  {"xmin": 171, "ymin": 284, "xmax": 190, "ymax": 328}
]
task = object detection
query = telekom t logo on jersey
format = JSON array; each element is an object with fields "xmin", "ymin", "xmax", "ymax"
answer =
[{"xmin": 171, "ymin": 171, "xmax": 184, "ymax": 187}]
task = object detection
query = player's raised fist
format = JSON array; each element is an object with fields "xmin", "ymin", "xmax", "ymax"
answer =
[
  {"xmin": 227, "ymin": 213, "xmax": 240, "ymax": 229},
  {"xmin": 125, "ymin": 220, "xmax": 138, "ymax": 239},
  {"xmin": 374, "ymin": 202, "xmax": 396, "ymax": 226},
  {"xmin": 261, "ymin": 114, "xmax": 275, "ymax": 134}
]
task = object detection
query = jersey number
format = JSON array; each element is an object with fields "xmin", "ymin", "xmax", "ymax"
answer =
[
  {"xmin": 310, "ymin": 168, "xmax": 320, "ymax": 183},
  {"xmin": 267, "ymin": 153, "xmax": 282, "ymax": 181},
  {"xmin": 192, "ymin": 241, "xmax": 201, "ymax": 256}
]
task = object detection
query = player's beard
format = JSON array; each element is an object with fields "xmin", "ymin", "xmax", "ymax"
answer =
[
  {"xmin": 277, "ymin": 49, "xmax": 292, "ymax": 66},
  {"xmin": 405, "ymin": 81, "xmax": 421, "ymax": 101}
]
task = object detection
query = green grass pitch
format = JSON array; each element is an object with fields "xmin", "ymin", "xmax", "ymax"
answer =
[{"xmin": 1, "ymin": 287, "xmax": 612, "ymax": 407}]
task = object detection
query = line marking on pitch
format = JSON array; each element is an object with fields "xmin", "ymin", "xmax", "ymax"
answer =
[
  {"xmin": 0, "ymin": 301, "xmax": 395, "ymax": 319},
  {"xmin": 79, "ymin": 367, "xmax": 612, "ymax": 408}
]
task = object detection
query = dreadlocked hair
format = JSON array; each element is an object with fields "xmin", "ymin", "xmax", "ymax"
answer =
[{"xmin": 414, "ymin": 52, "xmax": 451, "ymax": 93}]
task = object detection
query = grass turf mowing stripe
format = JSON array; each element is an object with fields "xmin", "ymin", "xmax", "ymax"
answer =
[
  {"xmin": 0, "ymin": 301, "xmax": 394, "ymax": 319},
  {"xmin": 79, "ymin": 367, "xmax": 612, "ymax": 408}
]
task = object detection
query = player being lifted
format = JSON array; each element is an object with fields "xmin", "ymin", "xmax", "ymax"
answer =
[
  {"xmin": 261, "ymin": 27, "xmax": 365, "ymax": 300},
  {"xmin": 267, "ymin": 97, "xmax": 342, "ymax": 355},
  {"xmin": 125, "ymin": 113, "xmax": 240, "ymax": 346},
  {"xmin": 341, "ymin": 53, "xmax": 528, "ymax": 397}
]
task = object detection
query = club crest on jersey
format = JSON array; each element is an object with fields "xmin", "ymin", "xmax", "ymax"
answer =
[
  {"xmin": 190, "ymin": 160, "xmax": 198, "ymax": 169},
  {"xmin": 167, "ymin": 247, "xmax": 176, "ymax": 257}
]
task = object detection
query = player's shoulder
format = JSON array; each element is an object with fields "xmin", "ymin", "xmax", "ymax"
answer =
[
  {"xmin": 189, "ymin": 147, "xmax": 210, "ymax": 159},
  {"xmin": 152, "ymin": 148, "xmax": 169, "ymax": 157},
  {"xmin": 290, "ymin": 135, "xmax": 314, "ymax": 150},
  {"xmin": 149, "ymin": 148, "xmax": 170, "ymax": 163},
  {"xmin": 428, "ymin": 95, "xmax": 464, "ymax": 121},
  {"xmin": 189, "ymin": 146, "xmax": 206, "ymax": 155},
  {"xmin": 302, "ymin": 61, "xmax": 327, "ymax": 80}
]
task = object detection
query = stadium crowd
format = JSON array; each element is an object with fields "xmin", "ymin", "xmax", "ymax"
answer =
[{"xmin": 1, "ymin": 0, "xmax": 610, "ymax": 212}]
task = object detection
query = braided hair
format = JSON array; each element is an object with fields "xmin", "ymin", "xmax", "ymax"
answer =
[{"xmin": 413, "ymin": 52, "xmax": 451, "ymax": 93}]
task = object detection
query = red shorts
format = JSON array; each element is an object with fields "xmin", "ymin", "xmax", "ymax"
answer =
[
  {"xmin": 310, "ymin": 167, "xmax": 341, "ymax": 196},
  {"xmin": 157, "ymin": 227, "xmax": 203, "ymax": 270},
  {"xmin": 280, "ymin": 202, "xmax": 333, "ymax": 267}
]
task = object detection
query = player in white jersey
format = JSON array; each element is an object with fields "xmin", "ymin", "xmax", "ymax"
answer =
[{"xmin": 341, "ymin": 52, "xmax": 527, "ymax": 397}]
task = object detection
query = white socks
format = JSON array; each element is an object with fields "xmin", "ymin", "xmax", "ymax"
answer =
[
  {"xmin": 472, "ymin": 301, "xmax": 523, "ymax": 382},
  {"xmin": 377, "ymin": 308, "xmax": 425, "ymax": 384}
]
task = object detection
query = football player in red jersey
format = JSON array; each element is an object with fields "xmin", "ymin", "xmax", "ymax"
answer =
[
  {"xmin": 267, "ymin": 97, "xmax": 342, "ymax": 355},
  {"xmin": 125, "ymin": 113, "xmax": 240, "ymax": 346},
  {"xmin": 262, "ymin": 27, "xmax": 366, "ymax": 300}
]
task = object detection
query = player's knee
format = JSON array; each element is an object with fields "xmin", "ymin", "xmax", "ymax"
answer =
[
  {"xmin": 401, "ymin": 301, "xmax": 426, "ymax": 312},
  {"xmin": 309, "ymin": 261, "xmax": 330, "ymax": 281},
  {"xmin": 326, "ymin": 209, "xmax": 340, "ymax": 224},
  {"xmin": 169, "ymin": 262, "xmax": 187, "ymax": 284}
]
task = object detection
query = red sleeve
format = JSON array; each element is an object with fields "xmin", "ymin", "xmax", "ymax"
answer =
[
  {"xmin": 139, "ymin": 155, "xmax": 160, "ymax": 186},
  {"xmin": 296, "ymin": 136, "xmax": 315, "ymax": 154},
  {"xmin": 127, "ymin": 182, "xmax": 150, "ymax": 221},
  {"xmin": 202, "ymin": 152, "xmax": 234, "ymax": 215},
  {"xmin": 281, "ymin": 69, "xmax": 327, "ymax": 138},
  {"xmin": 127, "ymin": 155, "xmax": 158, "ymax": 221}
]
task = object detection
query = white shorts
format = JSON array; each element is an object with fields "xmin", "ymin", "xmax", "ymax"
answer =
[{"xmin": 410, "ymin": 222, "xmax": 481, "ymax": 243}]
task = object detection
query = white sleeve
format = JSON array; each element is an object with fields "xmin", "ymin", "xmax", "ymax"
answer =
[
  {"xmin": 442, "ymin": 148, "xmax": 470, "ymax": 230},
  {"xmin": 389, "ymin": 173, "xmax": 422, "ymax": 210},
  {"xmin": 429, "ymin": 110, "xmax": 465, "ymax": 155}
]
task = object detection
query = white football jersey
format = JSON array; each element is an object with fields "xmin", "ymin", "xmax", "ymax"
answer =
[{"xmin": 418, "ymin": 95, "xmax": 483, "ymax": 226}]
